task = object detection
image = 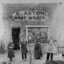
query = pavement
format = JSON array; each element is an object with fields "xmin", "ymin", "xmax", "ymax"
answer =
[{"xmin": 0, "ymin": 50, "xmax": 64, "ymax": 64}]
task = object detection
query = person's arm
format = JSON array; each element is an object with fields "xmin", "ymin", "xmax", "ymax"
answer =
[
  {"xmin": 19, "ymin": 42, "xmax": 22, "ymax": 50},
  {"xmin": 7, "ymin": 44, "xmax": 9, "ymax": 51},
  {"xmin": 12, "ymin": 43, "xmax": 14, "ymax": 48},
  {"xmin": 7, "ymin": 44, "xmax": 9, "ymax": 48},
  {"xmin": 26, "ymin": 41, "xmax": 28, "ymax": 44},
  {"xmin": 19, "ymin": 40, "xmax": 20, "ymax": 47},
  {"xmin": 48, "ymin": 39, "xmax": 50, "ymax": 44}
]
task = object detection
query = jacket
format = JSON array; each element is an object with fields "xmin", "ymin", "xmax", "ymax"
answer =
[{"xmin": 46, "ymin": 39, "xmax": 57, "ymax": 54}]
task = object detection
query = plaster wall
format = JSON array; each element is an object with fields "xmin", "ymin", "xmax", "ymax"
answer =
[{"xmin": 0, "ymin": 0, "xmax": 64, "ymax": 50}]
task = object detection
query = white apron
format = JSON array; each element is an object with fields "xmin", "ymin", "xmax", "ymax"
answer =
[{"xmin": 46, "ymin": 40, "xmax": 57, "ymax": 54}]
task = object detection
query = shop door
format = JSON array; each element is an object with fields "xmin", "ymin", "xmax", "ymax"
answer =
[{"xmin": 12, "ymin": 27, "xmax": 20, "ymax": 50}]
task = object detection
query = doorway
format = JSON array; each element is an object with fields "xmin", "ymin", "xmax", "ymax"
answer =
[{"xmin": 12, "ymin": 27, "xmax": 20, "ymax": 50}]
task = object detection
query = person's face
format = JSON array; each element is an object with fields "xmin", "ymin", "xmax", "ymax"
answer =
[
  {"xmin": 37, "ymin": 36, "xmax": 40, "ymax": 39},
  {"xmin": 50, "ymin": 36, "xmax": 53, "ymax": 39},
  {"xmin": 50, "ymin": 43, "xmax": 52, "ymax": 46}
]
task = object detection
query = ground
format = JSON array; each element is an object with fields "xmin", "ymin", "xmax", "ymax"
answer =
[{"xmin": 0, "ymin": 50, "xmax": 64, "ymax": 64}]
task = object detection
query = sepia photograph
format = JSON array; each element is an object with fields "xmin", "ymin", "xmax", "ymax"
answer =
[{"xmin": 0, "ymin": 0, "xmax": 64, "ymax": 64}]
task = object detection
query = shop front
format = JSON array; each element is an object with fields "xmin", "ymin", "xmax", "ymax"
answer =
[
  {"xmin": 11, "ymin": 6, "xmax": 50, "ymax": 44},
  {"xmin": 25, "ymin": 25, "xmax": 49, "ymax": 43},
  {"xmin": 3, "ymin": 3, "xmax": 57, "ymax": 51}
]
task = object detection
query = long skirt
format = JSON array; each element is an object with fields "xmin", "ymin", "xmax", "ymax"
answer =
[
  {"xmin": 34, "ymin": 49, "xmax": 42, "ymax": 59},
  {"xmin": 8, "ymin": 48, "xmax": 15, "ymax": 58}
]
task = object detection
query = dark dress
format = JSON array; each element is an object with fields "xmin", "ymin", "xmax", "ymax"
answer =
[
  {"xmin": 8, "ymin": 43, "xmax": 15, "ymax": 58},
  {"xmin": 34, "ymin": 39, "xmax": 42, "ymax": 59}
]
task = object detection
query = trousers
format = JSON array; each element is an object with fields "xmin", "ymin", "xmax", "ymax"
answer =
[{"xmin": 46, "ymin": 53, "xmax": 53, "ymax": 61}]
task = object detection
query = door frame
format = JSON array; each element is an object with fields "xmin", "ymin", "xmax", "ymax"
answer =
[{"xmin": 11, "ymin": 27, "xmax": 20, "ymax": 50}]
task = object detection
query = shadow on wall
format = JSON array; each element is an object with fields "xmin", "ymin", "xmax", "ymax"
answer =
[{"xmin": 0, "ymin": 40, "xmax": 5, "ymax": 53}]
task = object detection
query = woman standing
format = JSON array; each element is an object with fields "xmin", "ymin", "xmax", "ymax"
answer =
[
  {"xmin": 7, "ymin": 40, "xmax": 15, "ymax": 62},
  {"xmin": 20, "ymin": 36, "xmax": 28, "ymax": 61},
  {"xmin": 34, "ymin": 34, "xmax": 42, "ymax": 59},
  {"xmin": 34, "ymin": 42, "xmax": 42, "ymax": 59},
  {"xmin": 46, "ymin": 37, "xmax": 57, "ymax": 62}
]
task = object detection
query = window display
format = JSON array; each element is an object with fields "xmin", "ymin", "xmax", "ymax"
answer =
[
  {"xmin": 28, "ymin": 31, "xmax": 48, "ymax": 43},
  {"xmin": 27, "ymin": 27, "xmax": 48, "ymax": 43}
]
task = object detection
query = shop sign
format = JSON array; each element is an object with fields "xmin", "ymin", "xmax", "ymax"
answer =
[{"xmin": 12, "ymin": 10, "xmax": 49, "ymax": 21}]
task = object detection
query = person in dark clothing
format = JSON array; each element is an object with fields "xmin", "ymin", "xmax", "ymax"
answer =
[
  {"xmin": 34, "ymin": 36, "xmax": 42, "ymax": 59},
  {"xmin": 20, "ymin": 38, "xmax": 28, "ymax": 61},
  {"xmin": 34, "ymin": 34, "xmax": 42, "ymax": 59},
  {"xmin": 7, "ymin": 40, "xmax": 15, "ymax": 62}
]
